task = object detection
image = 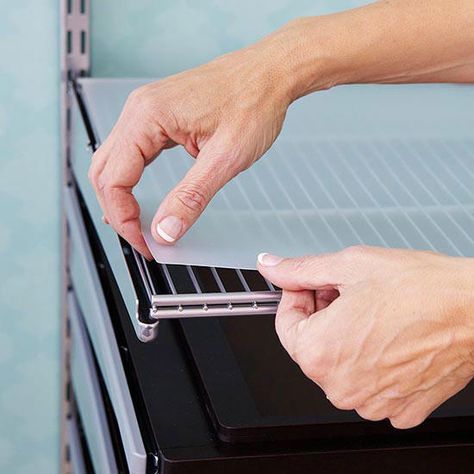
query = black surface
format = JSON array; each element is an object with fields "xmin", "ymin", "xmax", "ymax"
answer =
[{"xmin": 184, "ymin": 315, "xmax": 474, "ymax": 443}]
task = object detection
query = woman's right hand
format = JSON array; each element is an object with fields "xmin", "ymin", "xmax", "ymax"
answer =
[{"xmin": 88, "ymin": 24, "xmax": 303, "ymax": 257}]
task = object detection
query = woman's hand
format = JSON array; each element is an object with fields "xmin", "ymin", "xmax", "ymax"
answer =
[
  {"xmin": 258, "ymin": 246, "xmax": 474, "ymax": 429},
  {"xmin": 88, "ymin": 31, "xmax": 300, "ymax": 257}
]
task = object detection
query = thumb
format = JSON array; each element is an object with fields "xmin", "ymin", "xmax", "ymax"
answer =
[
  {"xmin": 257, "ymin": 248, "xmax": 371, "ymax": 291},
  {"xmin": 151, "ymin": 141, "xmax": 238, "ymax": 244},
  {"xmin": 274, "ymin": 289, "xmax": 315, "ymax": 362}
]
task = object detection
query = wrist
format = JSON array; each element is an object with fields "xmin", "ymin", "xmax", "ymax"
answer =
[
  {"xmin": 248, "ymin": 17, "xmax": 345, "ymax": 106},
  {"xmin": 261, "ymin": 17, "xmax": 344, "ymax": 103},
  {"xmin": 283, "ymin": 17, "xmax": 345, "ymax": 100}
]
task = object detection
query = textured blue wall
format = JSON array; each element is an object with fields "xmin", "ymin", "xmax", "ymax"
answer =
[
  {"xmin": 0, "ymin": 1, "xmax": 60, "ymax": 473},
  {"xmin": 91, "ymin": 0, "xmax": 367, "ymax": 77}
]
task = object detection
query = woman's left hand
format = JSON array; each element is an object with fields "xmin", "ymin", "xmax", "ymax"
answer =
[{"xmin": 257, "ymin": 246, "xmax": 474, "ymax": 429}]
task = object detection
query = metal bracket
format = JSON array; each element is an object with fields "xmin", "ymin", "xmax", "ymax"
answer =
[
  {"xmin": 62, "ymin": 0, "xmax": 90, "ymax": 78},
  {"xmin": 61, "ymin": 0, "xmax": 90, "ymax": 169}
]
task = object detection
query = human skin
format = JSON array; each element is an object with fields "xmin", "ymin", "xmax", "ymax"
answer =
[
  {"xmin": 89, "ymin": 0, "xmax": 474, "ymax": 426},
  {"xmin": 257, "ymin": 247, "xmax": 474, "ymax": 429}
]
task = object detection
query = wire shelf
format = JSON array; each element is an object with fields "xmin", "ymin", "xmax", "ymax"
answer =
[{"xmin": 138, "ymin": 258, "xmax": 281, "ymax": 320}]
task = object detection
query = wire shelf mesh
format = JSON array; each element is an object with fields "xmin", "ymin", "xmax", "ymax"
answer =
[{"xmin": 139, "ymin": 258, "xmax": 280, "ymax": 319}]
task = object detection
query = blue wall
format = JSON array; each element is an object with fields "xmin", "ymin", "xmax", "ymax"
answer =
[
  {"xmin": 0, "ymin": 0, "xmax": 60, "ymax": 473},
  {"xmin": 91, "ymin": 0, "xmax": 367, "ymax": 77}
]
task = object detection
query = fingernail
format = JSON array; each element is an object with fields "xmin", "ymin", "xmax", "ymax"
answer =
[
  {"xmin": 101, "ymin": 215, "xmax": 109, "ymax": 225},
  {"xmin": 257, "ymin": 252, "xmax": 283, "ymax": 266},
  {"xmin": 156, "ymin": 216, "xmax": 183, "ymax": 243}
]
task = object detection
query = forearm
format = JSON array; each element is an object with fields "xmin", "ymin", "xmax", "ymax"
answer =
[{"xmin": 260, "ymin": 0, "xmax": 474, "ymax": 101}]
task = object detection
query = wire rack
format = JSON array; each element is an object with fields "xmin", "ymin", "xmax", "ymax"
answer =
[{"xmin": 132, "ymin": 253, "xmax": 281, "ymax": 320}]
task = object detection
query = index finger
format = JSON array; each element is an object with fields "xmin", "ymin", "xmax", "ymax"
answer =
[
  {"xmin": 102, "ymin": 139, "xmax": 154, "ymax": 258},
  {"xmin": 88, "ymin": 89, "xmax": 172, "ymax": 258}
]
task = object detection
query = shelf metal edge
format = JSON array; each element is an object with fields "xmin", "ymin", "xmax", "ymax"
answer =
[{"xmin": 150, "ymin": 291, "xmax": 281, "ymax": 320}]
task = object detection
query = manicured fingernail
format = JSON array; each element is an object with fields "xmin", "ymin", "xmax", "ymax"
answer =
[
  {"xmin": 257, "ymin": 253, "xmax": 283, "ymax": 266},
  {"xmin": 101, "ymin": 215, "xmax": 109, "ymax": 225},
  {"xmin": 156, "ymin": 216, "xmax": 183, "ymax": 243}
]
